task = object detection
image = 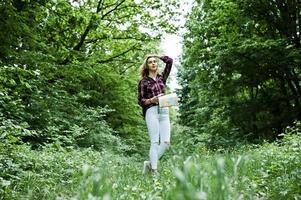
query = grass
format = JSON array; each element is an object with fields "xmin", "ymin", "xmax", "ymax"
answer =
[{"xmin": 1, "ymin": 125, "xmax": 301, "ymax": 200}]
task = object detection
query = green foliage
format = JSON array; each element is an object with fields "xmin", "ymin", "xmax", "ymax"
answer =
[
  {"xmin": 2, "ymin": 0, "xmax": 300, "ymax": 199},
  {"xmin": 166, "ymin": 123, "xmax": 301, "ymax": 200},
  {"xmin": 1, "ymin": 123, "xmax": 300, "ymax": 199},
  {"xmin": 245, "ymin": 122, "xmax": 301, "ymax": 199},
  {"xmin": 178, "ymin": 0, "xmax": 301, "ymax": 142},
  {"xmin": 0, "ymin": 0, "xmax": 181, "ymax": 152},
  {"xmin": 0, "ymin": 64, "xmax": 37, "ymax": 121},
  {"xmin": 0, "ymin": 143, "xmax": 103, "ymax": 200},
  {"xmin": 0, "ymin": 119, "xmax": 29, "ymax": 137},
  {"xmin": 0, "ymin": 64, "xmax": 126, "ymax": 151}
]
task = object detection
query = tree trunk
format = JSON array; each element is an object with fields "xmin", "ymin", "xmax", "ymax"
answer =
[
  {"xmin": 279, "ymin": 76, "xmax": 292, "ymax": 108},
  {"xmin": 250, "ymin": 87, "xmax": 258, "ymax": 137},
  {"xmin": 286, "ymin": 75, "xmax": 301, "ymax": 108}
]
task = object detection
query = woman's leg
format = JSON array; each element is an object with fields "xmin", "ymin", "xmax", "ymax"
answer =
[
  {"xmin": 158, "ymin": 108, "xmax": 171, "ymax": 159},
  {"xmin": 145, "ymin": 106, "xmax": 160, "ymax": 170}
]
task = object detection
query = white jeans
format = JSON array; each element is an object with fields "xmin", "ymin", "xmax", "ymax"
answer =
[{"xmin": 145, "ymin": 106, "xmax": 171, "ymax": 170}]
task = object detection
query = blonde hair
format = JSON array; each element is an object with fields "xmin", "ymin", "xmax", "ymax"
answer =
[{"xmin": 140, "ymin": 55, "xmax": 159, "ymax": 78}]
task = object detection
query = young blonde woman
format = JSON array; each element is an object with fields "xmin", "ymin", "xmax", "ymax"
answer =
[{"xmin": 138, "ymin": 55, "xmax": 173, "ymax": 175}]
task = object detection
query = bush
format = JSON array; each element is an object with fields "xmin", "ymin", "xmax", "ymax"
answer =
[
  {"xmin": 0, "ymin": 142, "xmax": 103, "ymax": 200},
  {"xmin": 245, "ymin": 122, "xmax": 301, "ymax": 199},
  {"xmin": 169, "ymin": 122, "xmax": 301, "ymax": 200}
]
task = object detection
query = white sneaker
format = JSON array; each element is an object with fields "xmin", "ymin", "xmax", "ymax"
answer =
[
  {"xmin": 151, "ymin": 169, "xmax": 160, "ymax": 178},
  {"xmin": 142, "ymin": 161, "xmax": 151, "ymax": 174}
]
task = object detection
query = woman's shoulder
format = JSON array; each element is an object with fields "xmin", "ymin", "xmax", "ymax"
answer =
[{"xmin": 138, "ymin": 77, "xmax": 149, "ymax": 85}]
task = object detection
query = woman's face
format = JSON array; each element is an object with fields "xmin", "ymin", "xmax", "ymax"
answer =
[{"xmin": 147, "ymin": 57, "xmax": 158, "ymax": 72}]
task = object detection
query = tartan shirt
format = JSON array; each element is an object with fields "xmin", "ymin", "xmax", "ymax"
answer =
[{"xmin": 138, "ymin": 56, "xmax": 173, "ymax": 118}]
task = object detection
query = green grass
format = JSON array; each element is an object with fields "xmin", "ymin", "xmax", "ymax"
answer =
[{"xmin": 1, "ymin": 126, "xmax": 301, "ymax": 200}]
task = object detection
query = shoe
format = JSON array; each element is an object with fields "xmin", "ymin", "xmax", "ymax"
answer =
[
  {"xmin": 151, "ymin": 169, "xmax": 160, "ymax": 178},
  {"xmin": 142, "ymin": 161, "xmax": 151, "ymax": 174},
  {"xmin": 151, "ymin": 169, "xmax": 160, "ymax": 185}
]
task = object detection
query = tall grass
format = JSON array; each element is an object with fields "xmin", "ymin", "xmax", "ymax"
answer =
[{"xmin": 1, "ymin": 124, "xmax": 300, "ymax": 199}]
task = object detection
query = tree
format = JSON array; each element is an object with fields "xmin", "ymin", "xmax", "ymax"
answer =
[
  {"xmin": 178, "ymin": 0, "xmax": 301, "ymax": 144},
  {"xmin": 0, "ymin": 0, "xmax": 181, "ymax": 152}
]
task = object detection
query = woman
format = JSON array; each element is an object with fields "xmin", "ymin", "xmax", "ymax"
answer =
[{"xmin": 138, "ymin": 55, "xmax": 173, "ymax": 175}]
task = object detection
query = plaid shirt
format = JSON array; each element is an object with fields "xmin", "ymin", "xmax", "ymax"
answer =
[{"xmin": 138, "ymin": 56, "xmax": 173, "ymax": 118}]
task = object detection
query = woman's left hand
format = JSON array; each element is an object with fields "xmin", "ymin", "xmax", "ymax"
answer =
[{"xmin": 151, "ymin": 96, "xmax": 159, "ymax": 104}]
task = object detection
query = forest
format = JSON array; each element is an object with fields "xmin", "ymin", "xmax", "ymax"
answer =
[{"xmin": 1, "ymin": 0, "xmax": 300, "ymax": 199}]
